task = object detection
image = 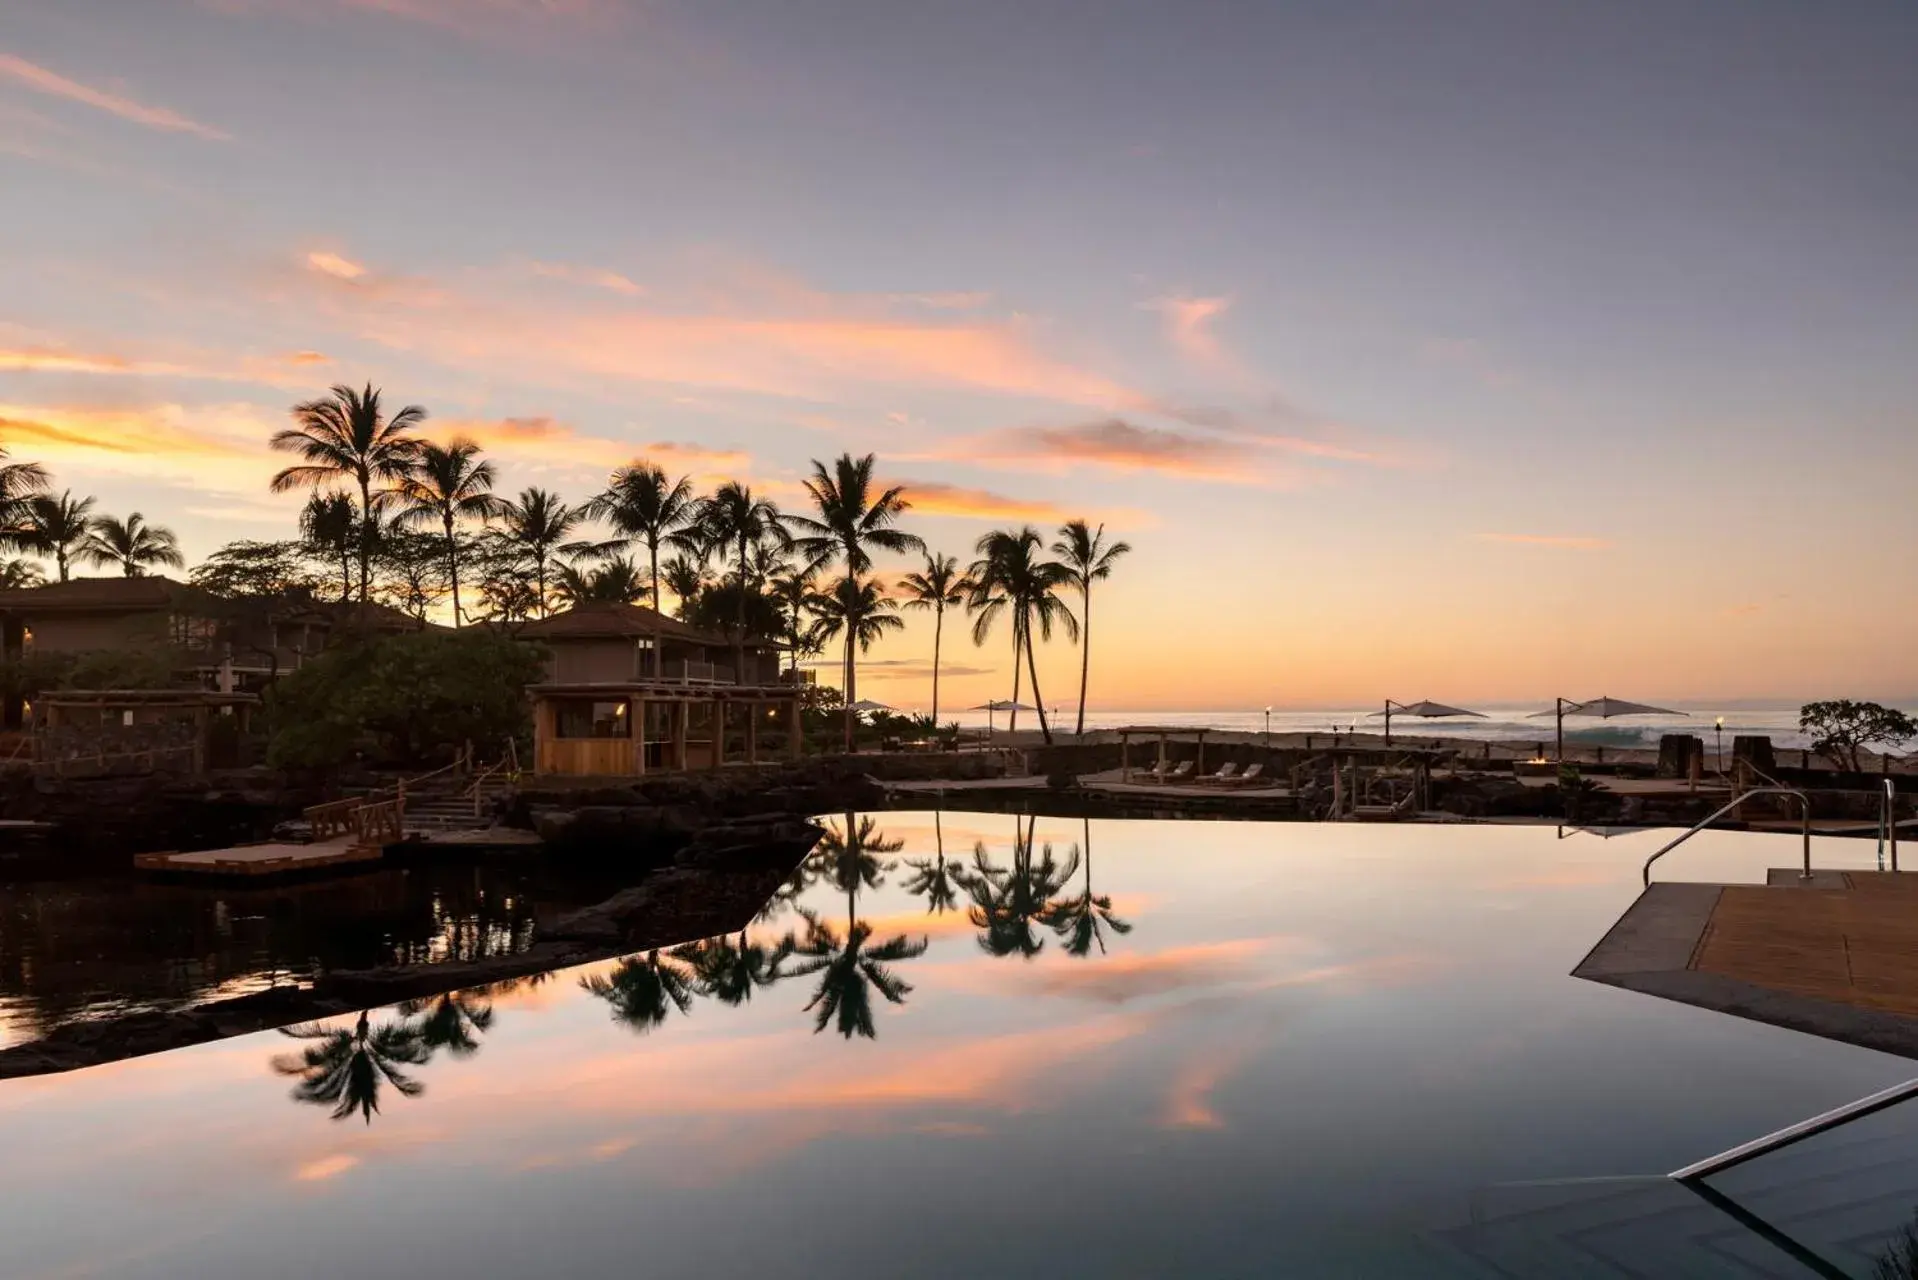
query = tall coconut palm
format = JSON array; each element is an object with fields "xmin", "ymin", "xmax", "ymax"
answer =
[
  {"xmin": 695, "ymin": 482, "xmax": 790, "ymax": 678},
  {"xmin": 1043, "ymin": 818, "xmax": 1132, "ymax": 957},
  {"xmin": 0, "ymin": 558, "xmax": 44, "ymax": 589},
  {"xmin": 681, "ymin": 932, "xmax": 784, "ymax": 1007},
  {"xmin": 0, "ymin": 446, "xmax": 47, "ymax": 542},
  {"xmin": 271, "ymin": 1010, "xmax": 431, "ymax": 1124},
  {"xmin": 901, "ymin": 810, "xmax": 964, "ymax": 915},
  {"xmin": 768, "ymin": 569, "xmax": 826, "ymax": 678},
  {"xmin": 789, "ymin": 453, "xmax": 924, "ymax": 751},
  {"xmin": 497, "ymin": 487, "xmax": 581, "ymax": 617},
  {"xmin": 580, "ymin": 950, "xmax": 697, "ymax": 1033},
  {"xmin": 299, "ymin": 492, "xmax": 357, "ymax": 603},
  {"xmin": 899, "ymin": 552, "xmax": 971, "ymax": 728},
  {"xmin": 585, "ymin": 463, "xmax": 701, "ymax": 614},
  {"xmin": 270, "ymin": 383, "xmax": 426, "ymax": 603},
  {"xmin": 1052, "ymin": 520, "xmax": 1131, "ymax": 737},
  {"xmin": 397, "ymin": 438, "xmax": 505, "ymax": 625},
  {"xmin": 81, "ymin": 512, "xmax": 183, "ymax": 578},
  {"xmin": 957, "ymin": 815, "xmax": 1079, "ymax": 959},
  {"xmin": 807, "ymin": 575, "xmax": 903, "ymax": 744},
  {"xmin": 778, "ymin": 816, "xmax": 922, "ymax": 1041},
  {"xmin": 968, "ymin": 527, "xmax": 1077, "ymax": 744},
  {"xmin": 660, "ymin": 554, "xmax": 707, "ymax": 617},
  {"xmin": 17, "ymin": 491, "xmax": 96, "ymax": 581},
  {"xmin": 553, "ymin": 556, "xmax": 648, "ymax": 607}
]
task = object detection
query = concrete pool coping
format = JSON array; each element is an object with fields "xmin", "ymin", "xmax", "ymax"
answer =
[{"xmin": 1574, "ymin": 874, "xmax": 1918, "ymax": 1061}]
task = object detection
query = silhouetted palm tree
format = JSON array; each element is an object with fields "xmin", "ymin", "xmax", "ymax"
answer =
[
  {"xmin": 17, "ymin": 491, "xmax": 95, "ymax": 581},
  {"xmin": 958, "ymin": 816, "xmax": 1079, "ymax": 959},
  {"xmin": 398, "ymin": 438, "xmax": 505, "ymax": 624},
  {"xmin": 773, "ymin": 813, "xmax": 923, "ymax": 1038},
  {"xmin": 1052, "ymin": 520, "xmax": 1131, "ymax": 737},
  {"xmin": 1044, "ymin": 818, "xmax": 1132, "ymax": 956},
  {"xmin": 497, "ymin": 487, "xmax": 582, "ymax": 617},
  {"xmin": 808, "ymin": 576, "xmax": 903, "ymax": 747},
  {"xmin": 272, "ymin": 1010, "xmax": 431, "ymax": 1124},
  {"xmin": 661, "ymin": 553, "xmax": 707, "ymax": 618},
  {"xmin": 270, "ymin": 383, "xmax": 426, "ymax": 603},
  {"xmin": 0, "ymin": 446, "xmax": 47, "ymax": 545},
  {"xmin": 0, "ymin": 558, "xmax": 44, "ymax": 588},
  {"xmin": 969, "ymin": 527, "xmax": 1077, "ymax": 743},
  {"xmin": 901, "ymin": 810, "xmax": 964, "ymax": 915},
  {"xmin": 299, "ymin": 492, "xmax": 357, "ymax": 603},
  {"xmin": 900, "ymin": 552, "xmax": 972, "ymax": 727},
  {"xmin": 553, "ymin": 556, "xmax": 648, "ymax": 606},
  {"xmin": 789, "ymin": 453, "xmax": 924, "ymax": 749},
  {"xmin": 585, "ymin": 463, "xmax": 701, "ymax": 613},
  {"xmin": 398, "ymin": 990, "xmax": 495, "ymax": 1057},
  {"xmin": 768, "ymin": 568, "xmax": 827, "ymax": 678},
  {"xmin": 681, "ymin": 931, "xmax": 784, "ymax": 1007},
  {"xmin": 581, "ymin": 950, "xmax": 697, "ymax": 1033},
  {"xmin": 81, "ymin": 512, "xmax": 183, "ymax": 577},
  {"xmin": 695, "ymin": 482, "xmax": 790, "ymax": 679}
]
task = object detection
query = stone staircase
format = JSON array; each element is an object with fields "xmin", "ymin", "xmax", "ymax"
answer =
[{"xmin": 402, "ymin": 771, "xmax": 516, "ymax": 833}]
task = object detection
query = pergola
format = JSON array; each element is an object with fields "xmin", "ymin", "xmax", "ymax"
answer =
[{"xmin": 1114, "ymin": 725, "xmax": 1216, "ymax": 781}]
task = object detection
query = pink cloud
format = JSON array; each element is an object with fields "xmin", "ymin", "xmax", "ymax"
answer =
[
  {"xmin": 0, "ymin": 53, "xmax": 229, "ymax": 140},
  {"xmin": 1150, "ymin": 295, "xmax": 1233, "ymax": 371}
]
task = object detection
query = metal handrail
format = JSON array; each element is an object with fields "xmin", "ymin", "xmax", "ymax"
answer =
[
  {"xmin": 1641, "ymin": 786, "xmax": 1813, "ymax": 886},
  {"xmin": 1672, "ymin": 1074, "xmax": 1918, "ymax": 1182}
]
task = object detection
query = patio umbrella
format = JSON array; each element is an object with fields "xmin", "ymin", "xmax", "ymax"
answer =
[
  {"xmin": 1369, "ymin": 699, "xmax": 1486, "ymax": 746},
  {"xmin": 849, "ymin": 699, "xmax": 896, "ymax": 713},
  {"xmin": 1531, "ymin": 696, "xmax": 1684, "ymax": 761},
  {"xmin": 967, "ymin": 700, "xmax": 1036, "ymax": 741}
]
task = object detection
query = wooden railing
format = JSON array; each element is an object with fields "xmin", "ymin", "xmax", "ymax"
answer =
[
  {"xmin": 355, "ymin": 798, "xmax": 405, "ymax": 845},
  {"xmin": 305, "ymin": 797, "xmax": 365, "ymax": 840}
]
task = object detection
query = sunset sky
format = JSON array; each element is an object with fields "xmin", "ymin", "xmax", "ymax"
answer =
[{"xmin": 3, "ymin": 1, "xmax": 1915, "ymax": 710}]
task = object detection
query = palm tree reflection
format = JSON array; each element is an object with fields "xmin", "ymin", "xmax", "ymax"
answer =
[
  {"xmin": 776, "ymin": 813, "xmax": 926, "ymax": 1039},
  {"xmin": 1045, "ymin": 817, "xmax": 1133, "ymax": 957},
  {"xmin": 901, "ymin": 810, "xmax": 964, "ymax": 915},
  {"xmin": 958, "ymin": 815, "xmax": 1078, "ymax": 959},
  {"xmin": 399, "ymin": 990, "xmax": 496, "ymax": 1057},
  {"xmin": 679, "ymin": 931, "xmax": 783, "ymax": 1007},
  {"xmin": 272, "ymin": 1011, "xmax": 432, "ymax": 1124},
  {"xmin": 580, "ymin": 950, "xmax": 697, "ymax": 1032}
]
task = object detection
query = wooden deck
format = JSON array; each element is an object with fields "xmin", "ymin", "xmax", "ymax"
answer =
[{"xmin": 133, "ymin": 836, "xmax": 383, "ymax": 878}]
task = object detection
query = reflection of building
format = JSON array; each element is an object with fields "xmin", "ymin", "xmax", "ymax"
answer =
[{"xmin": 518, "ymin": 602, "xmax": 801, "ymax": 776}]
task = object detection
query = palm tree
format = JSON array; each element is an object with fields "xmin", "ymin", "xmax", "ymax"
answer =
[
  {"xmin": 778, "ymin": 817, "xmax": 923, "ymax": 1040},
  {"xmin": 900, "ymin": 552, "xmax": 972, "ymax": 728},
  {"xmin": 681, "ymin": 932, "xmax": 784, "ymax": 1007},
  {"xmin": 494, "ymin": 487, "xmax": 580, "ymax": 617},
  {"xmin": 585, "ymin": 463, "xmax": 701, "ymax": 613},
  {"xmin": 695, "ymin": 482, "xmax": 790, "ymax": 678},
  {"xmin": 0, "ymin": 446, "xmax": 47, "ymax": 543},
  {"xmin": 957, "ymin": 815, "xmax": 1079, "ymax": 959},
  {"xmin": 901, "ymin": 810, "xmax": 964, "ymax": 915},
  {"xmin": 1043, "ymin": 818, "xmax": 1132, "ymax": 956},
  {"xmin": 660, "ymin": 553, "xmax": 707, "ymax": 618},
  {"xmin": 0, "ymin": 558, "xmax": 44, "ymax": 588},
  {"xmin": 81, "ymin": 512, "xmax": 183, "ymax": 577},
  {"xmin": 398, "ymin": 990, "xmax": 495, "ymax": 1057},
  {"xmin": 553, "ymin": 556, "xmax": 648, "ymax": 606},
  {"xmin": 299, "ymin": 492, "xmax": 357, "ymax": 603},
  {"xmin": 271, "ymin": 1010, "xmax": 431, "ymax": 1124},
  {"xmin": 768, "ymin": 569, "xmax": 826, "ymax": 678},
  {"xmin": 17, "ymin": 491, "xmax": 95, "ymax": 581},
  {"xmin": 808, "ymin": 575, "xmax": 903, "ymax": 746},
  {"xmin": 1052, "ymin": 520, "xmax": 1131, "ymax": 737},
  {"xmin": 969, "ymin": 527, "xmax": 1077, "ymax": 744},
  {"xmin": 581, "ymin": 951, "xmax": 697, "ymax": 1033},
  {"xmin": 270, "ymin": 383, "xmax": 426, "ymax": 603},
  {"xmin": 397, "ymin": 438, "xmax": 505, "ymax": 625},
  {"xmin": 789, "ymin": 454, "xmax": 924, "ymax": 751}
]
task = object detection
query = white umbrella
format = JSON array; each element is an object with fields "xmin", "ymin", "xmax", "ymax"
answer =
[
  {"xmin": 967, "ymin": 700, "xmax": 1036, "ymax": 741},
  {"xmin": 849, "ymin": 699, "xmax": 897, "ymax": 713},
  {"xmin": 1369, "ymin": 699, "xmax": 1486, "ymax": 746},
  {"xmin": 1531, "ymin": 696, "xmax": 1685, "ymax": 761}
]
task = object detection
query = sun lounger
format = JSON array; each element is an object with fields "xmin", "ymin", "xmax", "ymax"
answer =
[
  {"xmin": 1225, "ymin": 762, "xmax": 1266, "ymax": 787},
  {"xmin": 1197, "ymin": 762, "xmax": 1240, "ymax": 785}
]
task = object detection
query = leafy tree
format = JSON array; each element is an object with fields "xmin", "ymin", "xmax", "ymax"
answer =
[
  {"xmin": 789, "ymin": 454, "xmax": 923, "ymax": 751},
  {"xmin": 272, "ymin": 1010, "xmax": 431, "ymax": 1124},
  {"xmin": 1800, "ymin": 700, "xmax": 1917, "ymax": 772},
  {"xmin": 299, "ymin": 492, "xmax": 358, "ymax": 603},
  {"xmin": 371, "ymin": 526, "xmax": 450, "ymax": 621},
  {"xmin": 1052, "ymin": 520, "xmax": 1130, "ymax": 737},
  {"xmin": 467, "ymin": 535, "xmax": 542, "ymax": 626},
  {"xmin": 398, "ymin": 438, "xmax": 505, "ymax": 625},
  {"xmin": 584, "ymin": 463, "xmax": 700, "ymax": 614},
  {"xmin": 684, "ymin": 578, "xmax": 784, "ymax": 652},
  {"xmin": 808, "ymin": 575, "xmax": 903, "ymax": 745},
  {"xmin": 900, "ymin": 551, "xmax": 972, "ymax": 727},
  {"xmin": 81, "ymin": 512, "xmax": 184, "ymax": 577},
  {"xmin": 968, "ymin": 527, "xmax": 1077, "ymax": 744},
  {"xmin": 270, "ymin": 383, "xmax": 426, "ymax": 603},
  {"xmin": 0, "ymin": 558, "xmax": 44, "ymax": 589},
  {"xmin": 265, "ymin": 628, "xmax": 546, "ymax": 767},
  {"xmin": 496, "ymin": 487, "xmax": 582, "ymax": 616},
  {"xmin": 189, "ymin": 539, "xmax": 319, "ymax": 600},
  {"xmin": 16, "ymin": 491, "xmax": 95, "ymax": 581}
]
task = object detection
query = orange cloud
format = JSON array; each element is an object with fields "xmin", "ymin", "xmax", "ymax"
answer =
[
  {"xmin": 0, "ymin": 343, "xmax": 318, "ymax": 389},
  {"xmin": 894, "ymin": 480, "xmax": 1065, "ymax": 522},
  {"xmin": 282, "ymin": 350, "xmax": 331, "ymax": 366},
  {"xmin": 305, "ymin": 250, "xmax": 366, "ymax": 281},
  {"xmin": 292, "ymin": 1153, "xmax": 359, "ymax": 1182},
  {"xmin": 1475, "ymin": 533, "xmax": 1613, "ymax": 550},
  {"xmin": 1159, "ymin": 1041, "xmax": 1258, "ymax": 1130},
  {"xmin": 975, "ymin": 419, "xmax": 1260, "ymax": 483},
  {"xmin": 0, "ymin": 406, "xmax": 253, "ymax": 459},
  {"xmin": 0, "ymin": 53, "xmax": 229, "ymax": 140},
  {"xmin": 432, "ymin": 416, "xmax": 750, "ymax": 477}
]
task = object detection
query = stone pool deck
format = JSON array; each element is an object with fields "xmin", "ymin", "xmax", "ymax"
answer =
[{"xmin": 1575, "ymin": 871, "xmax": 1918, "ymax": 1059}]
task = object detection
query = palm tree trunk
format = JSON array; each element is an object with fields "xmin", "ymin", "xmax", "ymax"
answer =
[
  {"xmin": 842, "ymin": 628, "xmax": 855, "ymax": 753},
  {"xmin": 444, "ymin": 513, "xmax": 461, "ymax": 625},
  {"xmin": 1024, "ymin": 618, "xmax": 1052, "ymax": 744},
  {"xmin": 732, "ymin": 537, "xmax": 747, "ymax": 685},
  {"xmin": 357, "ymin": 475, "xmax": 373, "ymax": 604},
  {"xmin": 648, "ymin": 537, "xmax": 661, "ymax": 615},
  {"xmin": 1007, "ymin": 621, "xmax": 1023, "ymax": 735},
  {"xmin": 930, "ymin": 605, "xmax": 944, "ymax": 726},
  {"xmin": 56, "ymin": 549, "xmax": 68, "ymax": 582},
  {"xmin": 536, "ymin": 553, "xmax": 548, "ymax": 617},
  {"xmin": 338, "ymin": 550, "xmax": 351, "ymax": 604},
  {"xmin": 1075, "ymin": 584, "xmax": 1091, "ymax": 738}
]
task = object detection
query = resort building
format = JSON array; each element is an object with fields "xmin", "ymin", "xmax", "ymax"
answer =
[{"xmin": 517, "ymin": 602, "xmax": 800, "ymax": 776}]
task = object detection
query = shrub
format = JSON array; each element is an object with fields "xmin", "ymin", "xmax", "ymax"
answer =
[{"xmin": 1799, "ymin": 700, "xmax": 1917, "ymax": 773}]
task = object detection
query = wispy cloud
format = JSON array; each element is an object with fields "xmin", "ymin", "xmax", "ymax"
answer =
[
  {"xmin": 1149, "ymin": 295, "xmax": 1233, "ymax": 372},
  {"xmin": 1159, "ymin": 1040, "xmax": 1259, "ymax": 1131},
  {"xmin": 432, "ymin": 415, "xmax": 748, "ymax": 478},
  {"xmin": 970, "ymin": 418, "xmax": 1262, "ymax": 483},
  {"xmin": 0, "ymin": 53, "xmax": 229, "ymax": 140},
  {"xmin": 526, "ymin": 260, "xmax": 644, "ymax": 296},
  {"xmin": 894, "ymin": 480, "xmax": 1067, "ymax": 522},
  {"xmin": 305, "ymin": 250, "xmax": 366, "ymax": 281},
  {"xmin": 1475, "ymin": 533, "xmax": 1613, "ymax": 550},
  {"xmin": 0, "ymin": 342, "xmax": 320, "ymax": 389}
]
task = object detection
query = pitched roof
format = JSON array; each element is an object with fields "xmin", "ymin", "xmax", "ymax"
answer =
[
  {"xmin": 517, "ymin": 601, "xmax": 742, "ymax": 647},
  {"xmin": 0, "ymin": 575, "xmax": 219, "ymax": 614}
]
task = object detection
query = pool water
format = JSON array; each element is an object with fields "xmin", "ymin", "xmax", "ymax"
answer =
[{"xmin": 2, "ymin": 813, "xmax": 1915, "ymax": 1278}]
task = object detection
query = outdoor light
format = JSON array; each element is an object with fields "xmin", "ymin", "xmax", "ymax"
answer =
[
  {"xmin": 1263, "ymin": 705, "xmax": 1272, "ymax": 749},
  {"xmin": 1716, "ymin": 716, "xmax": 1725, "ymax": 773}
]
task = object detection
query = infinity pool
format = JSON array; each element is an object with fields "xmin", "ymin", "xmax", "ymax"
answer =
[{"xmin": 2, "ymin": 814, "xmax": 1914, "ymax": 1277}]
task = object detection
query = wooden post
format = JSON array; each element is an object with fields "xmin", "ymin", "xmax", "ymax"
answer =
[
  {"xmin": 192, "ymin": 704, "xmax": 207, "ymax": 774},
  {"xmin": 1331, "ymin": 754, "xmax": 1344, "ymax": 818},
  {"xmin": 1157, "ymin": 732, "xmax": 1167, "ymax": 780},
  {"xmin": 1120, "ymin": 732, "xmax": 1129, "ymax": 782},
  {"xmin": 709, "ymin": 700, "xmax": 724, "ymax": 771},
  {"xmin": 633, "ymin": 695, "xmax": 646, "ymax": 776},
  {"xmin": 747, "ymin": 700, "xmax": 759, "ymax": 764},
  {"xmin": 674, "ymin": 699, "xmax": 689, "ymax": 771},
  {"xmin": 789, "ymin": 696, "xmax": 803, "ymax": 760},
  {"xmin": 1195, "ymin": 731, "xmax": 1205, "ymax": 778}
]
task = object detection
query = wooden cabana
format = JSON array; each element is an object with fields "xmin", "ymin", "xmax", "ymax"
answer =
[{"xmin": 1114, "ymin": 725, "xmax": 1214, "ymax": 782}]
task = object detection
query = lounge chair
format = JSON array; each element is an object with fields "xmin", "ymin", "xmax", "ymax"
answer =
[
  {"xmin": 1226, "ymin": 762, "xmax": 1266, "ymax": 787},
  {"xmin": 1154, "ymin": 759, "xmax": 1194, "ymax": 783},
  {"xmin": 1197, "ymin": 762, "xmax": 1240, "ymax": 785}
]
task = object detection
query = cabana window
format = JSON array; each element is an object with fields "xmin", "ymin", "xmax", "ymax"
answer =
[{"xmin": 554, "ymin": 700, "xmax": 630, "ymax": 739}]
